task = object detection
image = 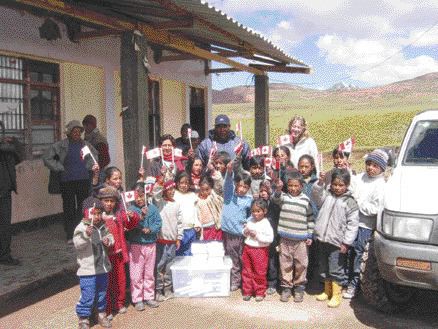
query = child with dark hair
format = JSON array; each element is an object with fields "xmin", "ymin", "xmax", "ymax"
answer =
[
  {"xmin": 312, "ymin": 168, "xmax": 359, "ymax": 308},
  {"xmin": 298, "ymin": 154, "xmax": 320, "ymax": 284},
  {"xmin": 214, "ymin": 151, "xmax": 231, "ymax": 178},
  {"xmin": 96, "ymin": 186, "xmax": 140, "ymax": 319},
  {"xmin": 196, "ymin": 175, "xmax": 224, "ymax": 241},
  {"xmin": 221, "ymin": 161, "xmax": 253, "ymax": 291},
  {"xmin": 273, "ymin": 171, "xmax": 314, "ymax": 303},
  {"xmin": 247, "ymin": 155, "xmax": 270, "ymax": 198},
  {"xmin": 127, "ymin": 182, "xmax": 162, "ymax": 311},
  {"xmin": 152, "ymin": 180, "xmax": 183, "ymax": 302},
  {"xmin": 186, "ymin": 156, "xmax": 204, "ymax": 192},
  {"xmin": 323, "ymin": 148, "xmax": 355, "ymax": 187},
  {"xmin": 271, "ymin": 146, "xmax": 297, "ymax": 191},
  {"xmin": 173, "ymin": 171, "xmax": 201, "ymax": 256},
  {"xmin": 74, "ymin": 201, "xmax": 114, "ymax": 329},
  {"xmin": 241, "ymin": 199, "xmax": 274, "ymax": 301},
  {"xmin": 258, "ymin": 181, "xmax": 281, "ymax": 295}
]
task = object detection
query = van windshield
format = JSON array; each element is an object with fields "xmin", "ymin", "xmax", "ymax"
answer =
[{"xmin": 404, "ymin": 120, "xmax": 438, "ymax": 165}]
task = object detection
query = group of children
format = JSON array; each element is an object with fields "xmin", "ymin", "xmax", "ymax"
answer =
[{"xmin": 73, "ymin": 139, "xmax": 389, "ymax": 328}]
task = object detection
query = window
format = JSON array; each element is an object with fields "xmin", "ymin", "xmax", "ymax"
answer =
[
  {"xmin": 148, "ymin": 79, "xmax": 160, "ymax": 147},
  {"xmin": 404, "ymin": 120, "xmax": 438, "ymax": 165},
  {"xmin": 0, "ymin": 55, "xmax": 60, "ymax": 158}
]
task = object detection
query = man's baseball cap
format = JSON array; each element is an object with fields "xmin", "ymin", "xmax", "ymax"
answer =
[{"xmin": 214, "ymin": 114, "xmax": 230, "ymax": 126}]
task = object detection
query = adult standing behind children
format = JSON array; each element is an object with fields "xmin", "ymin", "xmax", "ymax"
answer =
[
  {"xmin": 284, "ymin": 115, "xmax": 319, "ymax": 174},
  {"xmin": 197, "ymin": 114, "xmax": 251, "ymax": 171},
  {"xmin": 82, "ymin": 115, "xmax": 110, "ymax": 170},
  {"xmin": 43, "ymin": 120, "xmax": 98, "ymax": 244},
  {"xmin": 0, "ymin": 131, "xmax": 23, "ymax": 266}
]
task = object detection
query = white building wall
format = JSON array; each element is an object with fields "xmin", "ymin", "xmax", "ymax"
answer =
[{"xmin": 0, "ymin": 6, "xmax": 211, "ymax": 223}]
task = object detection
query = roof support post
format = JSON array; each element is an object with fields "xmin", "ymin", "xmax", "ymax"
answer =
[
  {"xmin": 120, "ymin": 31, "xmax": 150, "ymax": 188},
  {"xmin": 254, "ymin": 74, "xmax": 269, "ymax": 147}
]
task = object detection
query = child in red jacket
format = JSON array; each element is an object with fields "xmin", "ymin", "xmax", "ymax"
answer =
[{"xmin": 97, "ymin": 186, "xmax": 140, "ymax": 319}]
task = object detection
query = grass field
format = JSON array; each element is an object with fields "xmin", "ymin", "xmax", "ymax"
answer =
[{"xmin": 213, "ymin": 88, "xmax": 438, "ymax": 172}]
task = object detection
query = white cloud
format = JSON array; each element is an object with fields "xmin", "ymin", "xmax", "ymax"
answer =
[
  {"xmin": 317, "ymin": 34, "xmax": 438, "ymax": 84},
  {"xmin": 401, "ymin": 25, "xmax": 438, "ymax": 47}
]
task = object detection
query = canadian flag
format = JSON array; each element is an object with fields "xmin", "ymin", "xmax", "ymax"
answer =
[
  {"xmin": 209, "ymin": 141, "xmax": 218, "ymax": 159},
  {"xmin": 234, "ymin": 141, "xmax": 243, "ymax": 154},
  {"xmin": 278, "ymin": 135, "xmax": 291, "ymax": 146},
  {"xmin": 261, "ymin": 145, "xmax": 272, "ymax": 156},
  {"xmin": 250, "ymin": 148, "xmax": 261, "ymax": 157},
  {"xmin": 123, "ymin": 190, "xmax": 136, "ymax": 203},
  {"xmin": 264, "ymin": 157, "xmax": 273, "ymax": 167},
  {"xmin": 84, "ymin": 206, "xmax": 96, "ymax": 219},
  {"xmin": 173, "ymin": 148, "xmax": 183, "ymax": 157},
  {"xmin": 338, "ymin": 137, "xmax": 355, "ymax": 153},
  {"xmin": 80, "ymin": 145, "xmax": 92, "ymax": 161},
  {"xmin": 144, "ymin": 183, "xmax": 154, "ymax": 194},
  {"xmin": 187, "ymin": 128, "xmax": 192, "ymax": 139},
  {"xmin": 145, "ymin": 147, "xmax": 161, "ymax": 160}
]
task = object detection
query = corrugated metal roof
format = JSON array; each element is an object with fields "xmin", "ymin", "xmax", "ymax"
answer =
[{"xmin": 176, "ymin": 0, "xmax": 307, "ymax": 66}]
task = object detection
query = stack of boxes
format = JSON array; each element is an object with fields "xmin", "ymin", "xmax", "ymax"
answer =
[{"xmin": 171, "ymin": 241, "xmax": 232, "ymax": 297}]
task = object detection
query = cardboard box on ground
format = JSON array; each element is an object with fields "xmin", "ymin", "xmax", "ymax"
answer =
[{"xmin": 171, "ymin": 241, "xmax": 232, "ymax": 297}]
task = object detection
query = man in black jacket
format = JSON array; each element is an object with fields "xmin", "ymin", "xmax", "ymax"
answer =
[{"xmin": 0, "ymin": 129, "xmax": 23, "ymax": 266}]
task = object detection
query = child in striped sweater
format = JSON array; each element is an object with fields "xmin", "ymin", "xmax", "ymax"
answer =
[{"xmin": 272, "ymin": 171, "xmax": 314, "ymax": 303}]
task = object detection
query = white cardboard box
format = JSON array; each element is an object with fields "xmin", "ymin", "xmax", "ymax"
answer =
[{"xmin": 171, "ymin": 256, "xmax": 232, "ymax": 297}]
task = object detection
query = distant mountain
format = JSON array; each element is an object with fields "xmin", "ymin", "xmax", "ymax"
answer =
[
  {"xmin": 212, "ymin": 72, "xmax": 438, "ymax": 104},
  {"xmin": 328, "ymin": 81, "xmax": 358, "ymax": 91}
]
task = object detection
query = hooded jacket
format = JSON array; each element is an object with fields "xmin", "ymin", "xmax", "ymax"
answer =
[
  {"xmin": 197, "ymin": 129, "xmax": 250, "ymax": 170},
  {"xmin": 312, "ymin": 183, "xmax": 359, "ymax": 247}
]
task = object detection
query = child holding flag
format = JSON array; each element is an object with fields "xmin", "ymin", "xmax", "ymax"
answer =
[
  {"xmin": 127, "ymin": 182, "xmax": 162, "ymax": 311},
  {"xmin": 74, "ymin": 200, "xmax": 114, "ymax": 329},
  {"xmin": 96, "ymin": 186, "xmax": 140, "ymax": 319}
]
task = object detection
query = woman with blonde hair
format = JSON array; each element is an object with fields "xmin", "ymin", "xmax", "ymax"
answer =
[{"xmin": 285, "ymin": 115, "xmax": 319, "ymax": 174}]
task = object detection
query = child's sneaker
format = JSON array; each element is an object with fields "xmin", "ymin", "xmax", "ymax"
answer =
[
  {"xmin": 294, "ymin": 291, "xmax": 304, "ymax": 303},
  {"xmin": 242, "ymin": 295, "xmax": 251, "ymax": 301},
  {"xmin": 280, "ymin": 288, "xmax": 292, "ymax": 302},
  {"xmin": 97, "ymin": 313, "xmax": 112, "ymax": 328},
  {"xmin": 163, "ymin": 287, "xmax": 174, "ymax": 300},
  {"xmin": 342, "ymin": 285, "xmax": 356, "ymax": 299},
  {"xmin": 255, "ymin": 296, "xmax": 264, "ymax": 302},
  {"xmin": 118, "ymin": 306, "xmax": 127, "ymax": 314},
  {"xmin": 78, "ymin": 317, "xmax": 90, "ymax": 329},
  {"xmin": 266, "ymin": 287, "xmax": 276, "ymax": 295},
  {"xmin": 135, "ymin": 302, "xmax": 145, "ymax": 311},
  {"xmin": 155, "ymin": 292, "xmax": 165, "ymax": 302},
  {"xmin": 144, "ymin": 299, "xmax": 159, "ymax": 308}
]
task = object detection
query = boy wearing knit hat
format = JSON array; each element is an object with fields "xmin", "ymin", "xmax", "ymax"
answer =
[{"xmin": 343, "ymin": 149, "xmax": 388, "ymax": 299}]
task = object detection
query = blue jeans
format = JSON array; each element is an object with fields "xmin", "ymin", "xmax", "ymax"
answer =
[
  {"xmin": 176, "ymin": 228, "xmax": 197, "ymax": 256},
  {"xmin": 351, "ymin": 227, "xmax": 373, "ymax": 289},
  {"xmin": 317, "ymin": 242, "xmax": 346, "ymax": 284},
  {"xmin": 155, "ymin": 243, "xmax": 176, "ymax": 291},
  {"xmin": 76, "ymin": 273, "xmax": 108, "ymax": 317}
]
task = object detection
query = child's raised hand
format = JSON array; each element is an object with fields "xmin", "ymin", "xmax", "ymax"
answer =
[
  {"xmin": 85, "ymin": 225, "xmax": 94, "ymax": 237},
  {"xmin": 318, "ymin": 172, "xmax": 326, "ymax": 185},
  {"xmin": 102, "ymin": 236, "xmax": 110, "ymax": 247},
  {"xmin": 142, "ymin": 227, "xmax": 151, "ymax": 234},
  {"xmin": 175, "ymin": 240, "xmax": 181, "ymax": 250},
  {"xmin": 160, "ymin": 165, "xmax": 167, "ymax": 175},
  {"xmin": 92, "ymin": 163, "xmax": 100, "ymax": 174},
  {"xmin": 207, "ymin": 161, "xmax": 215, "ymax": 172},
  {"xmin": 138, "ymin": 167, "xmax": 145, "ymax": 178},
  {"xmin": 226, "ymin": 161, "xmax": 233, "ymax": 173},
  {"xmin": 340, "ymin": 243, "xmax": 349, "ymax": 254},
  {"xmin": 305, "ymin": 238, "xmax": 313, "ymax": 246},
  {"xmin": 275, "ymin": 179, "xmax": 283, "ymax": 192},
  {"xmin": 127, "ymin": 210, "xmax": 135, "ymax": 219},
  {"xmin": 187, "ymin": 148, "xmax": 195, "ymax": 160},
  {"xmin": 141, "ymin": 206, "xmax": 148, "ymax": 216}
]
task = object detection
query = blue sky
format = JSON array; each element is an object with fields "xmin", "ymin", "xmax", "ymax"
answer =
[{"xmin": 207, "ymin": 0, "xmax": 438, "ymax": 90}]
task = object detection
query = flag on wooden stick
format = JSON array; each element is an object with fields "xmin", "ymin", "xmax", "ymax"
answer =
[
  {"xmin": 278, "ymin": 135, "xmax": 291, "ymax": 146},
  {"xmin": 80, "ymin": 145, "xmax": 97, "ymax": 165},
  {"xmin": 338, "ymin": 137, "xmax": 355, "ymax": 154}
]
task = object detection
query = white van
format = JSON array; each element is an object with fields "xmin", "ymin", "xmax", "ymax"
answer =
[{"xmin": 361, "ymin": 109, "xmax": 438, "ymax": 312}]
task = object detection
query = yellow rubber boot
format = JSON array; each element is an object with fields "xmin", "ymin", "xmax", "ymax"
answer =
[
  {"xmin": 327, "ymin": 281, "xmax": 342, "ymax": 308},
  {"xmin": 316, "ymin": 281, "xmax": 332, "ymax": 301}
]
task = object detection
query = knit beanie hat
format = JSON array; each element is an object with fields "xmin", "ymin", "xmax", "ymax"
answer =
[
  {"xmin": 65, "ymin": 120, "xmax": 84, "ymax": 135},
  {"xmin": 365, "ymin": 149, "xmax": 389, "ymax": 171},
  {"xmin": 97, "ymin": 186, "xmax": 119, "ymax": 199}
]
